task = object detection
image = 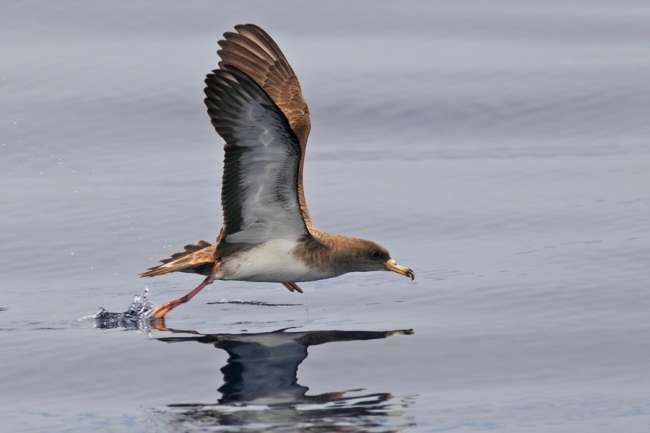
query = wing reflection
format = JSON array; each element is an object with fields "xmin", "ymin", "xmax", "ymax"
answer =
[{"xmin": 151, "ymin": 326, "xmax": 414, "ymax": 433}]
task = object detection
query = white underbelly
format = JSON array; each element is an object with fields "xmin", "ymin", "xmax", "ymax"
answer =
[{"xmin": 216, "ymin": 239, "xmax": 332, "ymax": 282}]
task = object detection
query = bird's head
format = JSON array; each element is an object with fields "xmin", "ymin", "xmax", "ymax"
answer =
[{"xmin": 335, "ymin": 238, "xmax": 415, "ymax": 280}]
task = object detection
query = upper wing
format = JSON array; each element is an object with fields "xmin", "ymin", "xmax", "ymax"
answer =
[
  {"xmin": 217, "ymin": 24, "xmax": 313, "ymax": 227},
  {"xmin": 204, "ymin": 67, "xmax": 309, "ymax": 244},
  {"xmin": 218, "ymin": 24, "xmax": 311, "ymax": 147}
]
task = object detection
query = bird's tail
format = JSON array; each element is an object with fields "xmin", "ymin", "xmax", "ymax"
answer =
[{"xmin": 140, "ymin": 240, "xmax": 216, "ymax": 277}]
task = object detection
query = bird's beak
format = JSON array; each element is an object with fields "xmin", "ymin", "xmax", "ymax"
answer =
[{"xmin": 384, "ymin": 259, "xmax": 415, "ymax": 280}]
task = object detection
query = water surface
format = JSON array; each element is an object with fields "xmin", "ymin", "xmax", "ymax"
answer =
[{"xmin": 2, "ymin": 1, "xmax": 650, "ymax": 432}]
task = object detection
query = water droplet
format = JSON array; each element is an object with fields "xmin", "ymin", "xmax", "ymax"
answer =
[{"xmin": 93, "ymin": 287, "xmax": 154, "ymax": 329}]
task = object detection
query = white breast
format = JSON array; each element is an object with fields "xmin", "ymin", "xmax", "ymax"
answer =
[{"xmin": 217, "ymin": 239, "xmax": 332, "ymax": 282}]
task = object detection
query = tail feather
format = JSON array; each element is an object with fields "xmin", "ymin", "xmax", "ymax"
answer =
[{"xmin": 140, "ymin": 240, "xmax": 215, "ymax": 277}]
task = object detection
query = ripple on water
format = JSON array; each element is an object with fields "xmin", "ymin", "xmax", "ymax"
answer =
[{"xmin": 206, "ymin": 299, "xmax": 303, "ymax": 307}]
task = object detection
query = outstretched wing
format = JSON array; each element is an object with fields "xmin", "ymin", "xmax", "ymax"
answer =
[
  {"xmin": 218, "ymin": 24, "xmax": 311, "ymax": 147},
  {"xmin": 204, "ymin": 67, "xmax": 308, "ymax": 245},
  {"xmin": 217, "ymin": 24, "xmax": 313, "ymax": 227}
]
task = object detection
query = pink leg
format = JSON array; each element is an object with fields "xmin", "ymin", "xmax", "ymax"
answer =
[{"xmin": 150, "ymin": 275, "xmax": 213, "ymax": 320}]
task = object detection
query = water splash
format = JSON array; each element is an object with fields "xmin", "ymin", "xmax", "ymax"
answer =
[{"xmin": 94, "ymin": 287, "xmax": 154, "ymax": 329}]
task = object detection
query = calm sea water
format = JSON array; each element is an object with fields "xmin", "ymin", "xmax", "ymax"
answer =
[{"xmin": 2, "ymin": 1, "xmax": 650, "ymax": 432}]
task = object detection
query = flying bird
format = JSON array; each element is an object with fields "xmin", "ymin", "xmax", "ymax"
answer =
[{"xmin": 142, "ymin": 24, "xmax": 414, "ymax": 319}]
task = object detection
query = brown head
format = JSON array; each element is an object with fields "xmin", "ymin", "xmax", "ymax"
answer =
[{"xmin": 328, "ymin": 236, "xmax": 415, "ymax": 280}]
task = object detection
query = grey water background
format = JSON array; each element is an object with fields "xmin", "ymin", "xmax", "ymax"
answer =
[{"xmin": 2, "ymin": 1, "xmax": 650, "ymax": 432}]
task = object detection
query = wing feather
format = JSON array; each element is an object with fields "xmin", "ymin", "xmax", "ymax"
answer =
[
  {"xmin": 217, "ymin": 24, "xmax": 313, "ymax": 228},
  {"xmin": 204, "ymin": 67, "xmax": 309, "ymax": 246},
  {"xmin": 217, "ymin": 24, "xmax": 310, "ymax": 146}
]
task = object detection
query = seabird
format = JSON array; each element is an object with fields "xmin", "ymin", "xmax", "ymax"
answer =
[{"xmin": 142, "ymin": 24, "xmax": 415, "ymax": 319}]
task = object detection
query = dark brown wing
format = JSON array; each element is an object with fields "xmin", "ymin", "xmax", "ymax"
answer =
[
  {"xmin": 218, "ymin": 24, "xmax": 311, "ymax": 146},
  {"xmin": 217, "ymin": 24, "xmax": 313, "ymax": 228}
]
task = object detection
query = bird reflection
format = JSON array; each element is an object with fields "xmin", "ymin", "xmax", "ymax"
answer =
[{"xmin": 151, "ymin": 324, "xmax": 414, "ymax": 433}]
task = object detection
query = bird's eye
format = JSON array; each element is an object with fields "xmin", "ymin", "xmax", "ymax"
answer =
[{"xmin": 371, "ymin": 250, "xmax": 382, "ymax": 259}]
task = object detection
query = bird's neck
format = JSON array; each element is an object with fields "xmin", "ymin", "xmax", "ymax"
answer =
[{"xmin": 294, "ymin": 230, "xmax": 367, "ymax": 275}]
